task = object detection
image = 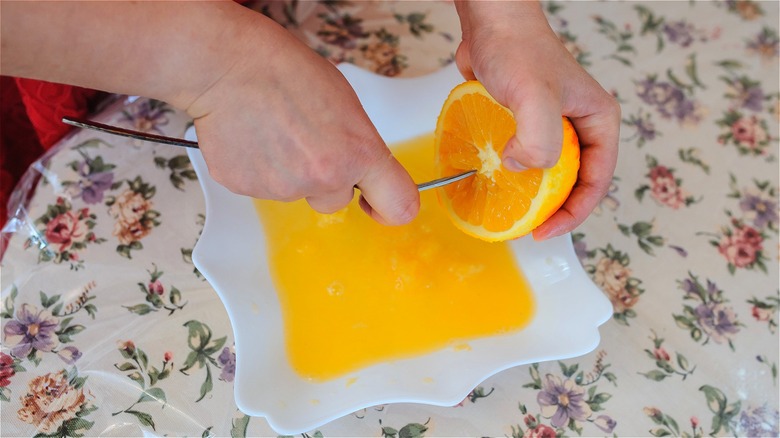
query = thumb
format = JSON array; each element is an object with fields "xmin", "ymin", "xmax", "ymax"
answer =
[
  {"xmin": 502, "ymin": 86, "xmax": 564, "ymax": 171},
  {"xmin": 357, "ymin": 153, "xmax": 420, "ymax": 226},
  {"xmin": 455, "ymin": 42, "xmax": 477, "ymax": 81}
]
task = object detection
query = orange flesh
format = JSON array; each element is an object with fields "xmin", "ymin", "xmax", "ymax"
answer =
[
  {"xmin": 438, "ymin": 93, "xmax": 544, "ymax": 232},
  {"xmin": 435, "ymin": 82, "xmax": 580, "ymax": 241},
  {"xmin": 254, "ymin": 134, "xmax": 535, "ymax": 381}
]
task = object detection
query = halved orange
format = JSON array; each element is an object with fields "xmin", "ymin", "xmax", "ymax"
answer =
[{"xmin": 434, "ymin": 81, "xmax": 580, "ymax": 242}]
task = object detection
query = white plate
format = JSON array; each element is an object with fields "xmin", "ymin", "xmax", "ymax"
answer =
[{"xmin": 186, "ymin": 63, "xmax": 612, "ymax": 435}]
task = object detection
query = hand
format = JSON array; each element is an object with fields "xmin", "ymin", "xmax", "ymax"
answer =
[
  {"xmin": 1, "ymin": 1, "xmax": 419, "ymax": 226},
  {"xmin": 454, "ymin": 1, "xmax": 620, "ymax": 240},
  {"xmin": 186, "ymin": 12, "xmax": 420, "ymax": 225}
]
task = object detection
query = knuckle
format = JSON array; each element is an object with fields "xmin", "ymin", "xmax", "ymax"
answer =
[
  {"xmin": 265, "ymin": 180, "xmax": 300, "ymax": 201},
  {"xmin": 520, "ymin": 144, "xmax": 561, "ymax": 169},
  {"xmin": 607, "ymin": 95, "xmax": 622, "ymax": 119},
  {"xmin": 209, "ymin": 169, "xmax": 248, "ymax": 196}
]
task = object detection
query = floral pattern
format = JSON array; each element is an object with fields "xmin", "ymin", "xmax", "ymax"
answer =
[
  {"xmin": 106, "ymin": 176, "xmax": 160, "ymax": 258},
  {"xmin": 124, "ymin": 264, "xmax": 187, "ymax": 316},
  {"xmin": 112, "ymin": 340, "xmax": 174, "ymax": 430},
  {"xmin": 24, "ymin": 197, "xmax": 104, "ymax": 269},
  {"xmin": 515, "ymin": 352, "xmax": 617, "ymax": 436},
  {"xmin": 1, "ymin": 1, "xmax": 778, "ymax": 436},
  {"xmin": 17, "ymin": 368, "xmax": 97, "ymax": 437},
  {"xmin": 2, "ymin": 283, "xmax": 96, "ymax": 367},
  {"xmin": 674, "ymin": 273, "xmax": 742, "ymax": 349},
  {"xmin": 635, "ymin": 155, "xmax": 698, "ymax": 209}
]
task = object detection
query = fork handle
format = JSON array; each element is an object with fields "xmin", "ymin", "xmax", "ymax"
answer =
[{"xmin": 62, "ymin": 117, "xmax": 200, "ymax": 149}]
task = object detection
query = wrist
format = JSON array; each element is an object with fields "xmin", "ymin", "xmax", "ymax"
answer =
[{"xmin": 455, "ymin": 0, "xmax": 549, "ymax": 37}]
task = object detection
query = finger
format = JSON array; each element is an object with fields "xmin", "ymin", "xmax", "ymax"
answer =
[
  {"xmin": 533, "ymin": 98, "xmax": 621, "ymax": 240},
  {"xmin": 306, "ymin": 187, "xmax": 356, "ymax": 214},
  {"xmin": 356, "ymin": 153, "xmax": 420, "ymax": 226},
  {"xmin": 531, "ymin": 177, "xmax": 603, "ymax": 241},
  {"xmin": 455, "ymin": 42, "xmax": 477, "ymax": 81},
  {"xmin": 502, "ymin": 83, "xmax": 563, "ymax": 171}
]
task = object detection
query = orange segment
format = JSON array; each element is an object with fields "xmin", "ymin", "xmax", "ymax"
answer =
[{"xmin": 434, "ymin": 81, "xmax": 580, "ymax": 242}]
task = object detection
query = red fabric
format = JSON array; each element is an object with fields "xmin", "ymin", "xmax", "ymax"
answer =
[{"xmin": 1, "ymin": 76, "xmax": 106, "ymax": 226}]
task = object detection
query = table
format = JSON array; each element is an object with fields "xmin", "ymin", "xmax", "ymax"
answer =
[{"xmin": 2, "ymin": 1, "xmax": 778, "ymax": 436}]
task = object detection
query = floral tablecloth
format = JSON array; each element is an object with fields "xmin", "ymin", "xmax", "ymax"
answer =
[{"xmin": 2, "ymin": 1, "xmax": 778, "ymax": 437}]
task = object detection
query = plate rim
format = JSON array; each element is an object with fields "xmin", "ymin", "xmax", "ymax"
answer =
[{"xmin": 186, "ymin": 62, "xmax": 613, "ymax": 434}]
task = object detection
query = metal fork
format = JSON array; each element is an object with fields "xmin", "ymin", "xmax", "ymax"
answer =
[{"xmin": 62, "ymin": 117, "xmax": 476, "ymax": 192}]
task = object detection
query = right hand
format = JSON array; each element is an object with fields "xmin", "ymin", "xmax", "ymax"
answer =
[{"xmin": 185, "ymin": 12, "xmax": 420, "ymax": 225}]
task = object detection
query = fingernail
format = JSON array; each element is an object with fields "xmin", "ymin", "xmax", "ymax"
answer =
[{"xmin": 503, "ymin": 157, "xmax": 527, "ymax": 172}]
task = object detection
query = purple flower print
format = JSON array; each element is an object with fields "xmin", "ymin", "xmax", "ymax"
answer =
[
  {"xmin": 3, "ymin": 304, "xmax": 60, "ymax": 358},
  {"xmin": 537, "ymin": 374, "xmax": 592, "ymax": 428},
  {"xmin": 663, "ymin": 21, "xmax": 696, "ymax": 47},
  {"xmin": 740, "ymin": 192, "xmax": 778, "ymax": 229},
  {"xmin": 593, "ymin": 414, "xmax": 617, "ymax": 433},
  {"xmin": 747, "ymin": 28, "xmax": 780, "ymax": 60},
  {"xmin": 573, "ymin": 238, "xmax": 588, "ymax": 262},
  {"xmin": 681, "ymin": 277, "xmax": 719, "ymax": 300},
  {"xmin": 122, "ymin": 99, "xmax": 171, "ymax": 134},
  {"xmin": 76, "ymin": 160, "xmax": 114, "ymax": 204},
  {"xmin": 737, "ymin": 404, "xmax": 779, "ymax": 437},
  {"xmin": 56, "ymin": 346, "xmax": 82, "ymax": 365},
  {"xmin": 694, "ymin": 302, "xmax": 740, "ymax": 344},
  {"xmin": 218, "ymin": 346, "xmax": 236, "ymax": 382},
  {"xmin": 732, "ymin": 82, "xmax": 765, "ymax": 112},
  {"xmin": 632, "ymin": 116, "xmax": 658, "ymax": 142},
  {"xmin": 636, "ymin": 77, "xmax": 699, "ymax": 124}
]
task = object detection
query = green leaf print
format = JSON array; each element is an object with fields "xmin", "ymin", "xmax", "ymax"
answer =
[
  {"xmin": 230, "ymin": 414, "xmax": 250, "ymax": 438},
  {"xmin": 112, "ymin": 341, "xmax": 174, "ymax": 430},
  {"xmin": 699, "ymin": 385, "xmax": 740, "ymax": 436},
  {"xmin": 179, "ymin": 320, "xmax": 227, "ymax": 402}
]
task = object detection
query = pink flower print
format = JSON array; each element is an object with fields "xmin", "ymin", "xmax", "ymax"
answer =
[
  {"xmin": 0, "ymin": 352, "xmax": 15, "ymax": 387},
  {"xmin": 44, "ymin": 210, "xmax": 89, "ymax": 253},
  {"xmin": 734, "ymin": 222, "xmax": 764, "ymax": 246},
  {"xmin": 718, "ymin": 235, "xmax": 758, "ymax": 268},
  {"xmin": 523, "ymin": 423, "xmax": 557, "ymax": 438},
  {"xmin": 148, "ymin": 280, "xmax": 165, "ymax": 296},
  {"xmin": 648, "ymin": 166, "xmax": 685, "ymax": 209},
  {"xmin": 731, "ymin": 115, "xmax": 769, "ymax": 152},
  {"xmin": 118, "ymin": 340, "xmax": 136, "ymax": 357},
  {"xmin": 718, "ymin": 221, "xmax": 764, "ymax": 268},
  {"xmin": 752, "ymin": 306, "xmax": 772, "ymax": 322},
  {"xmin": 719, "ymin": 235, "xmax": 756, "ymax": 267},
  {"xmin": 653, "ymin": 347, "xmax": 671, "ymax": 362}
]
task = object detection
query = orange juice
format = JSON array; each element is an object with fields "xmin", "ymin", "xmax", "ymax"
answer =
[{"xmin": 254, "ymin": 133, "xmax": 534, "ymax": 381}]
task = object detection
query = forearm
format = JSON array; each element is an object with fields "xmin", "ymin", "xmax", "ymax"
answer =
[
  {"xmin": 454, "ymin": 0, "xmax": 550, "ymax": 37},
  {"xmin": 0, "ymin": 1, "xmax": 266, "ymax": 111}
]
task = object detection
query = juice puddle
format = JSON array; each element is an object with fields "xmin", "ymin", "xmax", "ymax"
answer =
[{"xmin": 254, "ymin": 133, "xmax": 534, "ymax": 381}]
